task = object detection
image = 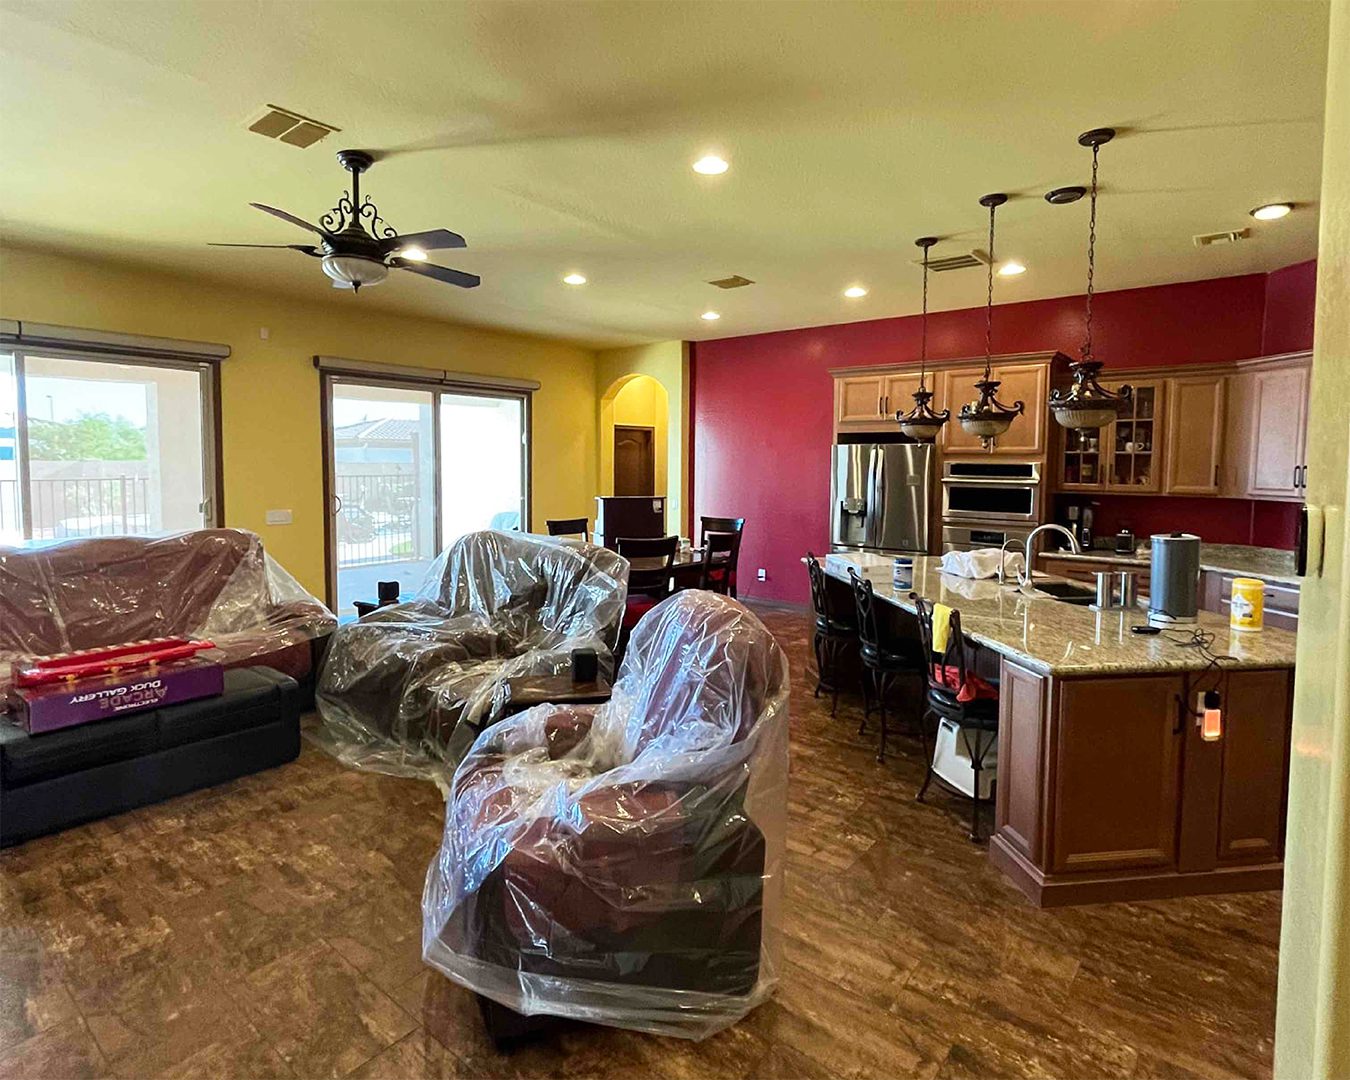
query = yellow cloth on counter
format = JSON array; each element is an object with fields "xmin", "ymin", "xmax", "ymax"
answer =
[{"xmin": 932, "ymin": 603, "xmax": 953, "ymax": 655}]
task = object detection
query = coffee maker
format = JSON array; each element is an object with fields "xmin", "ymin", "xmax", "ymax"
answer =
[{"xmin": 1056, "ymin": 497, "xmax": 1096, "ymax": 551}]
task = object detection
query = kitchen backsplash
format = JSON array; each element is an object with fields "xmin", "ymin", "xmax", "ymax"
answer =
[{"xmin": 1055, "ymin": 493, "xmax": 1300, "ymax": 550}]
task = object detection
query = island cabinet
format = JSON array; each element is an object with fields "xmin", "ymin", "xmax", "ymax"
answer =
[{"xmin": 990, "ymin": 661, "xmax": 1293, "ymax": 906}]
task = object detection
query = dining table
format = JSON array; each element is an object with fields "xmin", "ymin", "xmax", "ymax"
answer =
[{"xmin": 624, "ymin": 546, "xmax": 715, "ymax": 590}]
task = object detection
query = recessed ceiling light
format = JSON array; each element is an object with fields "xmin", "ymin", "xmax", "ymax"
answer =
[
  {"xmin": 562, "ymin": 272, "xmax": 587, "ymax": 285},
  {"xmin": 701, "ymin": 310, "xmax": 721, "ymax": 321},
  {"xmin": 692, "ymin": 154, "xmax": 729, "ymax": 175},
  {"xmin": 1250, "ymin": 202, "xmax": 1293, "ymax": 221},
  {"xmin": 398, "ymin": 246, "xmax": 428, "ymax": 261},
  {"xmin": 998, "ymin": 261, "xmax": 1027, "ymax": 277},
  {"xmin": 843, "ymin": 285, "xmax": 868, "ymax": 298}
]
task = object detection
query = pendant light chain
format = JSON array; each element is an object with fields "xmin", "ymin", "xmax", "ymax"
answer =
[
  {"xmin": 919, "ymin": 244, "xmax": 930, "ymax": 391},
  {"xmin": 1083, "ymin": 141, "xmax": 1099, "ymax": 363},
  {"xmin": 983, "ymin": 199, "xmax": 996, "ymax": 380}
]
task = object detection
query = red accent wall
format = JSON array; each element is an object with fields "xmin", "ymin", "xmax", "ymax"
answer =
[
  {"xmin": 1262, "ymin": 259, "xmax": 1318, "ymax": 354},
  {"xmin": 693, "ymin": 267, "xmax": 1315, "ymax": 604}
]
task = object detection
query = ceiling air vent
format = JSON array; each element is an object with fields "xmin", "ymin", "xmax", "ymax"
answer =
[
  {"xmin": 247, "ymin": 105, "xmax": 340, "ymax": 148},
  {"xmin": 707, "ymin": 275, "xmax": 755, "ymax": 289},
  {"xmin": 913, "ymin": 251, "xmax": 983, "ymax": 272},
  {"xmin": 1193, "ymin": 228, "xmax": 1251, "ymax": 248}
]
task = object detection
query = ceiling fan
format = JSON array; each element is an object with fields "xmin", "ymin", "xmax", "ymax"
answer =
[{"xmin": 210, "ymin": 149, "xmax": 480, "ymax": 292}]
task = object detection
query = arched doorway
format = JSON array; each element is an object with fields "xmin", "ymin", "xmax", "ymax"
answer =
[{"xmin": 599, "ymin": 373, "xmax": 671, "ymax": 519}]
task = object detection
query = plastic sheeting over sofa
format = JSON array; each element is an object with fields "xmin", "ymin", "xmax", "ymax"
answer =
[
  {"xmin": 0, "ymin": 529, "xmax": 335, "ymax": 701},
  {"xmin": 311, "ymin": 530, "xmax": 629, "ymax": 780},
  {"xmin": 422, "ymin": 590, "xmax": 790, "ymax": 1040}
]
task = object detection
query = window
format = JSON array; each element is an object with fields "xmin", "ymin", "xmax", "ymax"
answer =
[
  {"xmin": 322, "ymin": 370, "xmax": 531, "ymax": 615},
  {"xmin": 0, "ymin": 346, "xmax": 219, "ymax": 544}
]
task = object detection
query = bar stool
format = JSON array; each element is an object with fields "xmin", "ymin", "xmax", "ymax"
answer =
[
  {"xmin": 847, "ymin": 568, "xmax": 923, "ymax": 763},
  {"xmin": 912, "ymin": 596, "xmax": 1000, "ymax": 842},
  {"xmin": 805, "ymin": 552, "xmax": 855, "ymax": 716}
]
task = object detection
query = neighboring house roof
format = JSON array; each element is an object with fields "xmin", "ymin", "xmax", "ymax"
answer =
[{"xmin": 332, "ymin": 418, "xmax": 419, "ymax": 443}]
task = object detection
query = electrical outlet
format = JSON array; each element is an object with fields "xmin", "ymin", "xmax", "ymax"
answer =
[
  {"xmin": 265, "ymin": 509, "xmax": 292, "ymax": 525},
  {"xmin": 757, "ymin": 568, "xmax": 767, "ymax": 582}
]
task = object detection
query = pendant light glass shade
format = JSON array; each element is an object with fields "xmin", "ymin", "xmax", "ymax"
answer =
[
  {"xmin": 898, "ymin": 236, "xmax": 950, "ymax": 441},
  {"xmin": 1048, "ymin": 128, "xmax": 1132, "ymax": 430},
  {"xmin": 958, "ymin": 193, "xmax": 1023, "ymax": 448}
]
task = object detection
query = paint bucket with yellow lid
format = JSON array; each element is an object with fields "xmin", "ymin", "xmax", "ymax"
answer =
[{"xmin": 1230, "ymin": 577, "xmax": 1265, "ymax": 632}]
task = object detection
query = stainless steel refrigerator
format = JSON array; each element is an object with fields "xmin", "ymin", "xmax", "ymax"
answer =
[{"xmin": 830, "ymin": 440, "xmax": 934, "ymax": 554}]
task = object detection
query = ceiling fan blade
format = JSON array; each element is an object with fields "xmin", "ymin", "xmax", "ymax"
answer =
[
  {"xmin": 391, "ymin": 258, "xmax": 480, "ymax": 289},
  {"xmin": 208, "ymin": 242, "xmax": 320, "ymax": 257},
  {"xmin": 249, "ymin": 202, "xmax": 330, "ymax": 237},
  {"xmin": 380, "ymin": 228, "xmax": 467, "ymax": 254}
]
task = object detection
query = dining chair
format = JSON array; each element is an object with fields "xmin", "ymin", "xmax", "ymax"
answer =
[
  {"xmin": 700, "ymin": 532, "xmax": 738, "ymax": 594},
  {"xmin": 699, "ymin": 516, "xmax": 745, "ymax": 597},
  {"xmin": 806, "ymin": 552, "xmax": 856, "ymax": 717},
  {"xmin": 912, "ymin": 596, "xmax": 1000, "ymax": 843},
  {"xmin": 847, "ymin": 568, "xmax": 923, "ymax": 765},
  {"xmin": 615, "ymin": 535, "xmax": 679, "ymax": 662},
  {"xmin": 546, "ymin": 517, "xmax": 590, "ymax": 541}
]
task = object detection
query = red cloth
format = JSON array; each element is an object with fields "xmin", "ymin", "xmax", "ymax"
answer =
[
  {"xmin": 622, "ymin": 593, "xmax": 659, "ymax": 629},
  {"xmin": 932, "ymin": 664, "xmax": 999, "ymax": 703}
]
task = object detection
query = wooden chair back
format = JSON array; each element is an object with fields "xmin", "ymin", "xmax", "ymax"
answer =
[
  {"xmin": 700, "ymin": 532, "xmax": 738, "ymax": 592},
  {"xmin": 546, "ymin": 518, "xmax": 589, "ymax": 541},
  {"xmin": 616, "ymin": 535, "xmax": 678, "ymax": 599}
]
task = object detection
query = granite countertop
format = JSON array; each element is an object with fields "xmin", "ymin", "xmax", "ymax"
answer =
[
  {"xmin": 824, "ymin": 552, "xmax": 1298, "ymax": 677},
  {"xmin": 1038, "ymin": 543, "xmax": 1299, "ymax": 585}
]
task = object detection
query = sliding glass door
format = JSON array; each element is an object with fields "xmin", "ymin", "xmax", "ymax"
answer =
[
  {"xmin": 1, "ymin": 350, "xmax": 214, "ymax": 544},
  {"xmin": 325, "ymin": 375, "xmax": 529, "ymax": 615}
]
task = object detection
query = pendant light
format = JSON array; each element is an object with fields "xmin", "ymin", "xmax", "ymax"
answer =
[
  {"xmin": 958, "ymin": 193, "xmax": 1024, "ymax": 448},
  {"xmin": 897, "ymin": 236, "xmax": 950, "ymax": 441},
  {"xmin": 1048, "ymin": 128, "xmax": 1133, "ymax": 430}
]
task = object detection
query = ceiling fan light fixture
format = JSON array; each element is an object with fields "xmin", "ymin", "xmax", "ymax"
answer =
[
  {"xmin": 321, "ymin": 254, "xmax": 388, "ymax": 290},
  {"xmin": 397, "ymin": 246, "xmax": 428, "ymax": 261}
]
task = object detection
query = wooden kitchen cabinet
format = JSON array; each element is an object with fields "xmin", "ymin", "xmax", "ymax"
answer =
[
  {"xmin": 1216, "ymin": 669, "xmax": 1293, "ymax": 866},
  {"xmin": 1163, "ymin": 375, "xmax": 1225, "ymax": 495},
  {"xmin": 1246, "ymin": 362, "xmax": 1310, "ymax": 498},
  {"xmin": 939, "ymin": 361, "xmax": 1048, "ymax": 456},
  {"xmin": 1219, "ymin": 372, "xmax": 1256, "ymax": 497},
  {"xmin": 1200, "ymin": 570, "xmax": 1300, "ymax": 631},
  {"xmin": 835, "ymin": 375, "xmax": 888, "ymax": 426},
  {"xmin": 1059, "ymin": 379, "xmax": 1164, "ymax": 491},
  {"xmin": 1049, "ymin": 674, "xmax": 1182, "ymax": 874}
]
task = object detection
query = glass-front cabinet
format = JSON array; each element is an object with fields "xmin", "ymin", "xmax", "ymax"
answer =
[{"xmin": 1059, "ymin": 380, "xmax": 1164, "ymax": 493}]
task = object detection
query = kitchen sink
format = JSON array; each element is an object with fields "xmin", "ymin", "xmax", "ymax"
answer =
[{"xmin": 1032, "ymin": 581, "xmax": 1096, "ymax": 605}]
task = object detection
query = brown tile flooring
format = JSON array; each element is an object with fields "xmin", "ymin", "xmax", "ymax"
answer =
[{"xmin": 0, "ymin": 606, "xmax": 1281, "ymax": 1080}]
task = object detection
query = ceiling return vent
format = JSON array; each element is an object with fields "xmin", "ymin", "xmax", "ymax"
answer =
[
  {"xmin": 247, "ymin": 105, "xmax": 340, "ymax": 148},
  {"xmin": 913, "ymin": 250, "xmax": 983, "ymax": 272},
  {"xmin": 707, "ymin": 275, "xmax": 755, "ymax": 289},
  {"xmin": 1193, "ymin": 228, "xmax": 1251, "ymax": 247}
]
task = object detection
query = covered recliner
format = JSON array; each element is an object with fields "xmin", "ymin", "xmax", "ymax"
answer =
[
  {"xmin": 422, "ymin": 590, "xmax": 790, "ymax": 1040},
  {"xmin": 312, "ymin": 530, "xmax": 628, "ymax": 779},
  {"xmin": 0, "ymin": 529, "xmax": 335, "ymax": 706}
]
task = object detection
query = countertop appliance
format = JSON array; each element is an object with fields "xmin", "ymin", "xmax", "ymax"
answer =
[
  {"xmin": 830, "ymin": 437, "xmax": 933, "ymax": 554},
  {"xmin": 939, "ymin": 459, "xmax": 1043, "ymax": 554},
  {"xmin": 1148, "ymin": 532, "xmax": 1201, "ymax": 626}
]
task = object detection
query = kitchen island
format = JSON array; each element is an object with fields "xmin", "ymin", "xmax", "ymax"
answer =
[{"xmin": 824, "ymin": 552, "xmax": 1297, "ymax": 906}]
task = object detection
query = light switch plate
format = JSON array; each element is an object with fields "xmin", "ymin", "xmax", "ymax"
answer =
[{"xmin": 265, "ymin": 509, "xmax": 293, "ymax": 525}]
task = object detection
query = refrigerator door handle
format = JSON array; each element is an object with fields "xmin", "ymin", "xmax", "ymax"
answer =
[{"xmin": 869, "ymin": 446, "xmax": 885, "ymax": 548}]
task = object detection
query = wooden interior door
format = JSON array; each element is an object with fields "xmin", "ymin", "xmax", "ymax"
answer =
[{"xmin": 613, "ymin": 425, "xmax": 655, "ymax": 496}]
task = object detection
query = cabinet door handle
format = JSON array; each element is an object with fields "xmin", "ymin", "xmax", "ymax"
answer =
[
  {"xmin": 1299, "ymin": 465, "xmax": 1307, "ymax": 489},
  {"xmin": 1213, "ymin": 465, "xmax": 1219, "ymax": 487},
  {"xmin": 877, "ymin": 394, "xmax": 883, "ymax": 416},
  {"xmin": 1294, "ymin": 465, "xmax": 1300, "ymax": 490}
]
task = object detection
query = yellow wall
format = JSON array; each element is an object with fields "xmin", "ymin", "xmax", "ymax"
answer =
[
  {"xmin": 0, "ymin": 245, "xmax": 599, "ymax": 599},
  {"xmin": 595, "ymin": 341, "xmax": 688, "ymax": 534}
]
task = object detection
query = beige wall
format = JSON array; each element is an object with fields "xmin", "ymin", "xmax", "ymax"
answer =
[
  {"xmin": 595, "ymin": 341, "xmax": 689, "ymax": 534},
  {"xmin": 0, "ymin": 245, "xmax": 600, "ymax": 599},
  {"xmin": 608, "ymin": 375, "xmax": 669, "ymax": 501}
]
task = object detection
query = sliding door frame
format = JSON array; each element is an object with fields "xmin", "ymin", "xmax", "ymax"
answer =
[{"xmin": 318, "ymin": 367, "xmax": 533, "ymax": 611}]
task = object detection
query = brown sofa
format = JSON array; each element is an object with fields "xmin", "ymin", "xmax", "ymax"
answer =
[{"xmin": 0, "ymin": 529, "xmax": 335, "ymax": 707}]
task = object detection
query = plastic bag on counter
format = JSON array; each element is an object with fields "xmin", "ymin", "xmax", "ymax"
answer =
[
  {"xmin": 310, "ymin": 530, "xmax": 628, "ymax": 781},
  {"xmin": 422, "ymin": 589, "xmax": 790, "ymax": 1040},
  {"xmin": 0, "ymin": 529, "xmax": 336, "ymax": 702}
]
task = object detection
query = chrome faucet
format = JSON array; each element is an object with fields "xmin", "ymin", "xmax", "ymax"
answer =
[
  {"xmin": 996, "ymin": 537, "xmax": 1023, "ymax": 586},
  {"xmin": 1016, "ymin": 524, "xmax": 1081, "ymax": 587}
]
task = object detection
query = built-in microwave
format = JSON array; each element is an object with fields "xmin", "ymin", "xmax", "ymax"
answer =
[{"xmin": 940, "ymin": 460, "xmax": 1041, "ymax": 524}]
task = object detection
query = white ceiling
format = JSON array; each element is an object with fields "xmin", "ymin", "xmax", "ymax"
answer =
[{"xmin": 0, "ymin": 0, "xmax": 1329, "ymax": 348}]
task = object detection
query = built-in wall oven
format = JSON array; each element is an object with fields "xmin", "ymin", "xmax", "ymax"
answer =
[{"xmin": 939, "ymin": 460, "xmax": 1044, "ymax": 553}]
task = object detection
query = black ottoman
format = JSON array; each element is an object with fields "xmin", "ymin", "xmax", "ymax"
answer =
[{"xmin": 0, "ymin": 667, "xmax": 301, "ymax": 847}]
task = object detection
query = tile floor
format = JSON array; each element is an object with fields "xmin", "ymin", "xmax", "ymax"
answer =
[{"xmin": 0, "ymin": 605, "xmax": 1281, "ymax": 1079}]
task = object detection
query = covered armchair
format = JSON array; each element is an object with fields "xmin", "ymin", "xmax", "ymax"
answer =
[
  {"xmin": 0, "ymin": 529, "xmax": 335, "ymax": 704},
  {"xmin": 422, "ymin": 590, "xmax": 790, "ymax": 1040},
  {"xmin": 312, "ymin": 530, "xmax": 628, "ymax": 779}
]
